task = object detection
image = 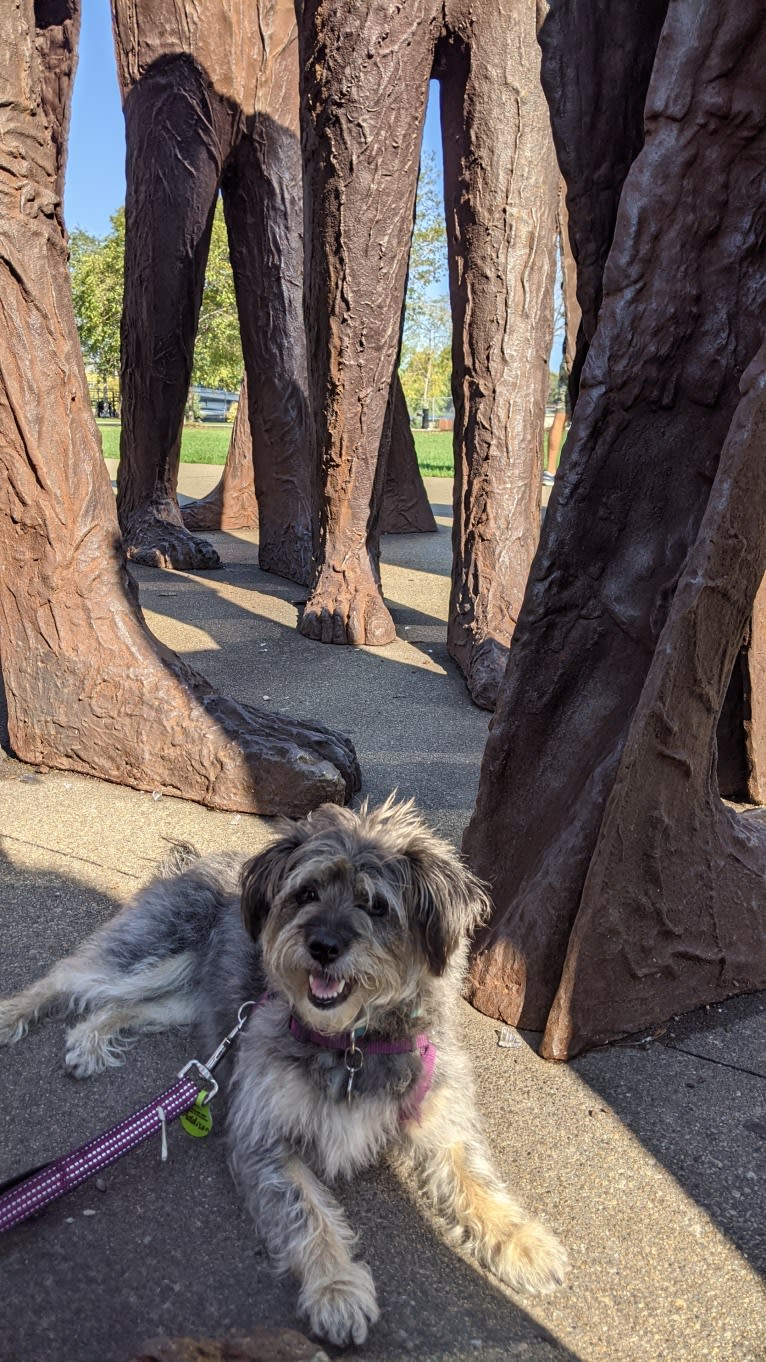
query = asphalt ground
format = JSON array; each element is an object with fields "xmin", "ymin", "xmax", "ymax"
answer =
[{"xmin": 0, "ymin": 465, "xmax": 763, "ymax": 1362}]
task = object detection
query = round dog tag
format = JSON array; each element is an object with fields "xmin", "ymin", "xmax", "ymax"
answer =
[{"xmin": 180, "ymin": 1092, "xmax": 213, "ymax": 1138}]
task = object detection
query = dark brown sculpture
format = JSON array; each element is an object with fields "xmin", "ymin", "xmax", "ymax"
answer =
[
  {"xmin": 181, "ymin": 372, "xmax": 437, "ymax": 542},
  {"xmin": 463, "ymin": 0, "xmax": 766, "ymax": 1052},
  {"xmin": 542, "ymin": 341, "xmax": 766, "ymax": 1058},
  {"xmin": 298, "ymin": 0, "xmax": 557, "ymax": 707},
  {"xmin": 542, "ymin": 0, "xmax": 669, "ymax": 404},
  {"xmin": 112, "ymin": 0, "xmax": 313, "ymax": 585},
  {"xmin": 181, "ymin": 375, "xmax": 260, "ymax": 535},
  {"xmin": 379, "ymin": 378, "xmax": 438, "ymax": 536},
  {"xmin": 0, "ymin": 0, "xmax": 358, "ymax": 815}
]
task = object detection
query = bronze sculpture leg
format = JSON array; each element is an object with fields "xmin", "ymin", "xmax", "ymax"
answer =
[
  {"xmin": 299, "ymin": 0, "xmax": 438, "ymax": 646},
  {"xmin": 539, "ymin": 0, "xmax": 669, "ymax": 403},
  {"xmin": 298, "ymin": 1, "xmax": 556, "ymax": 709},
  {"xmin": 117, "ymin": 56, "xmax": 225, "ymax": 571},
  {"xmin": 0, "ymin": 2, "xmax": 359, "ymax": 815},
  {"xmin": 542, "ymin": 341, "xmax": 766, "ymax": 1058},
  {"xmin": 222, "ymin": 118, "xmax": 314, "ymax": 584},
  {"xmin": 463, "ymin": 0, "xmax": 766, "ymax": 1040},
  {"xmin": 180, "ymin": 374, "xmax": 261, "ymax": 534},
  {"xmin": 441, "ymin": 1, "xmax": 557, "ymax": 708}
]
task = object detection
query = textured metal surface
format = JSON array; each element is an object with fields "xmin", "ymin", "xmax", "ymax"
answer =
[
  {"xmin": 464, "ymin": 0, "xmax": 766, "ymax": 1044},
  {"xmin": 0, "ymin": 0, "xmax": 358, "ymax": 815},
  {"xmin": 298, "ymin": 0, "xmax": 557, "ymax": 707},
  {"xmin": 113, "ymin": 0, "xmax": 314, "ymax": 584}
]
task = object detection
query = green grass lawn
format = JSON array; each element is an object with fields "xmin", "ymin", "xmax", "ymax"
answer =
[
  {"xmin": 97, "ymin": 421, "xmax": 456, "ymax": 477},
  {"xmin": 97, "ymin": 421, "xmax": 232, "ymax": 464}
]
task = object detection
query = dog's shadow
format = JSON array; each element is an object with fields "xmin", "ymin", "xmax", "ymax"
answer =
[
  {"xmin": 344, "ymin": 1169, "xmax": 578, "ymax": 1361},
  {"xmin": 0, "ymin": 853, "xmax": 577, "ymax": 1362}
]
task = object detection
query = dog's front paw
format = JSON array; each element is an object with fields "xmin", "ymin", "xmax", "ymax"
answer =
[
  {"xmin": 300, "ymin": 1259, "xmax": 380, "ymax": 1346},
  {"xmin": 0, "ymin": 1002, "xmax": 28, "ymax": 1046},
  {"xmin": 490, "ymin": 1219, "xmax": 568, "ymax": 1295},
  {"xmin": 64, "ymin": 1020, "xmax": 131, "ymax": 1078}
]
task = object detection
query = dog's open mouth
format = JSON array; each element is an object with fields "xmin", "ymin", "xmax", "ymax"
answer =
[{"xmin": 308, "ymin": 971, "xmax": 353, "ymax": 1010}]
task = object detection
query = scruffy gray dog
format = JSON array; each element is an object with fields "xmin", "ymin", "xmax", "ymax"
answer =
[{"xmin": 0, "ymin": 797, "xmax": 566, "ymax": 1345}]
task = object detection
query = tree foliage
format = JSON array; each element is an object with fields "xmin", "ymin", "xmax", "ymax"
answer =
[
  {"xmin": 192, "ymin": 206, "xmax": 244, "ymax": 391},
  {"xmin": 399, "ymin": 152, "xmax": 452, "ymax": 417},
  {"xmin": 68, "ymin": 200, "xmax": 244, "ymax": 393},
  {"xmin": 69, "ymin": 211, "xmax": 125, "ymax": 383}
]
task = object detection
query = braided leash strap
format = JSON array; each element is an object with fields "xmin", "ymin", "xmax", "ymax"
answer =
[{"xmin": 0, "ymin": 1074, "xmax": 199, "ymax": 1233}]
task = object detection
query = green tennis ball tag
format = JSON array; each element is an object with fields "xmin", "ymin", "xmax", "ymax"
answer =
[{"xmin": 180, "ymin": 1092, "xmax": 213, "ymax": 1138}]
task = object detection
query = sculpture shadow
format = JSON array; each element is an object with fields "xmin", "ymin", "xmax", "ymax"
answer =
[
  {"xmin": 557, "ymin": 991, "xmax": 766, "ymax": 1275},
  {"xmin": 124, "ymin": 520, "xmax": 491, "ymax": 820},
  {"xmin": 0, "ymin": 849, "xmax": 581, "ymax": 1362}
]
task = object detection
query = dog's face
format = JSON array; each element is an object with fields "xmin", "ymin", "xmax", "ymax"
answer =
[{"xmin": 240, "ymin": 798, "xmax": 490, "ymax": 1033}]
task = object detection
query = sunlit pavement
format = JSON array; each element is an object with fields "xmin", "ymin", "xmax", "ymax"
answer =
[{"xmin": 0, "ymin": 465, "xmax": 762, "ymax": 1362}]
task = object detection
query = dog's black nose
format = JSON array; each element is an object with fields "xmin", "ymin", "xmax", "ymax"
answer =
[{"xmin": 306, "ymin": 926, "xmax": 348, "ymax": 966}]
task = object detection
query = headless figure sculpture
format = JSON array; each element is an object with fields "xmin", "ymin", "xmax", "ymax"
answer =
[
  {"xmin": 0, "ymin": 0, "xmax": 358, "ymax": 815},
  {"xmin": 298, "ymin": 0, "xmax": 557, "ymax": 708},
  {"xmin": 111, "ymin": 0, "xmax": 313, "ymax": 584}
]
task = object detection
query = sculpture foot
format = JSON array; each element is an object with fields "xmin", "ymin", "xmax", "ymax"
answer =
[
  {"xmin": 300, "ymin": 566, "xmax": 396, "ymax": 646},
  {"xmin": 123, "ymin": 508, "xmax": 222, "ymax": 571},
  {"xmin": 204, "ymin": 691, "xmax": 361, "ymax": 809},
  {"xmin": 9, "ymin": 631, "xmax": 361, "ymax": 814},
  {"xmin": 181, "ymin": 482, "xmax": 258, "ymax": 533},
  {"xmin": 450, "ymin": 634, "xmax": 510, "ymax": 711},
  {"xmin": 259, "ymin": 528, "xmax": 314, "ymax": 588}
]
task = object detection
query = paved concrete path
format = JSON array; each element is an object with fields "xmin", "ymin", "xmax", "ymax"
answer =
[{"xmin": 0, "ymin": 465, "xmax": 763, "ymax": 1362}]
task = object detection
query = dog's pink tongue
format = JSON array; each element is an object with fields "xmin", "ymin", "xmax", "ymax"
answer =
[{"xmin": 310, "ymin": 972, "xmax": 344, "ymax": 999}]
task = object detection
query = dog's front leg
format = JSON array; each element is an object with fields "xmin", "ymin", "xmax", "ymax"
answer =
[
  {"xmin": 402, "ymin": 1085, "xmax": 568, "ymax": 1295},
  {"xmin": 229, "ymin": 1136, "xmax": 379, "ymax": 1346}
]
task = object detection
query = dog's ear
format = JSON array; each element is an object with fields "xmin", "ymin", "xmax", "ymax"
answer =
[
  {"xmin": 240, "ymin": 824, "xmax": 306, "ymax": 940},
  {"xmin": 403, "ymin": 833, "xmax": 492, "ymax": 976}
]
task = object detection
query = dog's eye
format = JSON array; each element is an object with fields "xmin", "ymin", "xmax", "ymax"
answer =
[
  {"xmin": 362, "ymin": 895, "xmax": 388, "ymax": 918},
  {"xmin": 297, "ymin": 886, "xmax": 319, "ymax": 904}
]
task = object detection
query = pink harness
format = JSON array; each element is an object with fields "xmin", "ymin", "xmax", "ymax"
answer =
[{"xmin": 288, "ymin": 1014, "xmax": 437, "ymax": 1122}]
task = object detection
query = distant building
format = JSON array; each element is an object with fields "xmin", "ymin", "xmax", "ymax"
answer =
[{"xmin": 189, "ymin": 385, "xmax": 239, "ymax": 422}]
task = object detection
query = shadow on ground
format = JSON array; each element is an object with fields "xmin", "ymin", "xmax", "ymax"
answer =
[{"xmin": 0, "ymin": 854, "xmax": 579, "ymax": 1362}]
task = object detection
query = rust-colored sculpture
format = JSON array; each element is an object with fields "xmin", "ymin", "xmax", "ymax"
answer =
[
  {"xmin": 182, "ymin": 372, "xmax": 437, "ymax": 541},
  {"xmin": 111, "ymin": 0, "xmax": 314, "ymax": 585},
  {"xmin": 542, "ymin": 342, "xmax": 766, "ymax": 1058},
  {"xmin": 379, "ymin": 377, "xmax": 438, "ymax": 536},
  {"xmin": 181, "ymin": 375, "xmax": 260, "ymax": 535},
  {"xmin": 298, "ymin": 0, "xmax": 557, "ymax": 708},
  {"xmin": 543, "ymin": 0, "xmax": 764, "ymax": 803},
  {"xmin": 463, "ymin": 0, "xmax": 766, "ymax": 1054},
  {"xmin": 543, "ymin": 0, "xmax": 669, "ymax": 404},
  {"xmin": 0, "ymin": 0, "xmax": 358, "ymax": 815}
]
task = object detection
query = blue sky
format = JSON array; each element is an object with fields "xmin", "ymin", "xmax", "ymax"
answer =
[
  {"xmin": 65, "ymin": 2, "xmax": 444, "ymax": 237},
  {"xmin": 65, "ymin": 1, "xmax": 124, "ymax": 234}
]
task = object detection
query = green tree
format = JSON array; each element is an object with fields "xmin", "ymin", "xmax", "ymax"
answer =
[
  {"xmin": 68, "ymin": 200, "xmax": 243, "ymax": 394},
  {"xmin": 192, "ymin": 206, "xmax": 244, "ymax": 391},
  {"xmin": 406, "ymin": 150, "xmax": 447, "ymax": 311},
  {"xmin": 399, "ymin": 152, "xmax": 452, "ymax": 418},
  {"xmin": 69, "ymin": 210, "xmax": 125, "ymax": 383}
]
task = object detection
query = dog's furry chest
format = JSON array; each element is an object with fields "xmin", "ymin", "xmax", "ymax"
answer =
[{"xmin": 230, "ymin": 1025, "xmax": 419, "ymax": 1181}]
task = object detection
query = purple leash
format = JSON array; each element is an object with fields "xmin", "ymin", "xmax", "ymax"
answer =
[
  {"xmin": 0, "ymin": 999, "xmax": 260, "ymax": 1234},
  {"xmin": 0, "ymin": 998, "xmax": 437, "ymax": 1233},
  {"xmin": 0, "ymin": 1074, "xmax": 200, "ymax": 1233}
]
